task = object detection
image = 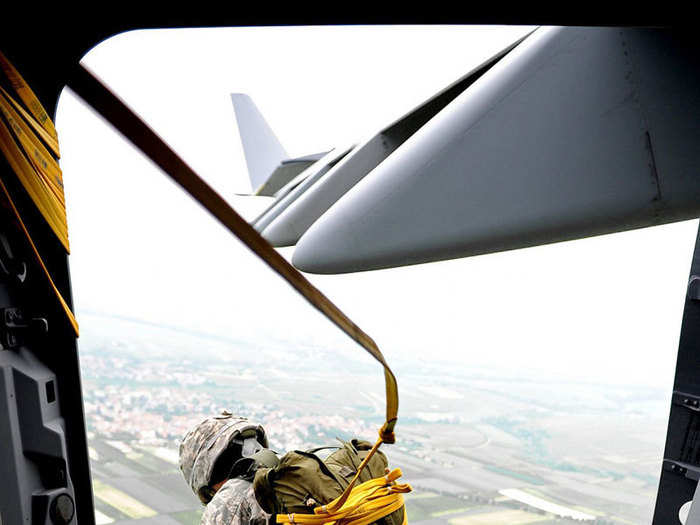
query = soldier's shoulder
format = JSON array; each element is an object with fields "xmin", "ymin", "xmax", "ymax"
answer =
[{"xmin": 201, "ymin": 478, "xmax": 267, "ymax": 525}]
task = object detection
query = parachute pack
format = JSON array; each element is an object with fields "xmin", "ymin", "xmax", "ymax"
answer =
[{"xmin": 253, "ymin": 439, "xmax": 408, "ymax": 525}]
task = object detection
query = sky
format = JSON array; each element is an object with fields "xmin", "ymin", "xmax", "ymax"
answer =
[{"xmin": 55, "ymin": 25, "xmax": 700, "ymax": 388}]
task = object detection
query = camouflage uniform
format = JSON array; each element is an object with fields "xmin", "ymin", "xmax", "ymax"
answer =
[
  {"xmin": 201, "ymin": 478, "xmax": 269, "ymax": 525},
  {"xmin": 179, "ymin": 412, "xmax": 268, "ymax": 504}
]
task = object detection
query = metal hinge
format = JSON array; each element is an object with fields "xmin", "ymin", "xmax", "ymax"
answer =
[
  {"xmin": 0, "ymin": 233, "xmax": 26, "ymax": 284},
  {"xmin": 673, "ymin": 391, "xmax": 700, "ymax": 412},
  {"xmin": 0, "ymin": 307, "xmax": 48, "ymax": 350},
  {"xmin": 663, "ymin": 460, "xmax": 700, "ymax": 481}
]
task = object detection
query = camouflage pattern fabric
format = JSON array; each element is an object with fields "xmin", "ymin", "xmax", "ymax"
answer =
[
  {"xmin": 179, "ymin": 411, "xmax": 268, "ymax": 503},
  {"xmin": 201, "ymin": 478, "xmax": 270, "ymax": 525}
]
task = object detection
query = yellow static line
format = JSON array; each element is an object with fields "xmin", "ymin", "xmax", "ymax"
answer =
[{"xmin": 69, "ymin": 64, "xmax": 402, "ymax": 521}]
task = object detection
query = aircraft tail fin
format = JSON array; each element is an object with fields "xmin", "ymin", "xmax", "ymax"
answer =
[{"xmin": 231, "ymin": 93, "xmax": 288, "ymax": 192}]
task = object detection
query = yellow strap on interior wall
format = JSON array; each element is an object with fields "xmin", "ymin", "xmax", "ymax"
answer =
[
  {"xmin": 0, "ymin": 89, "xmax": 65, "ymax": 204},
  {"xmin": 0, "ymin": 84, "xmax": 60, "ymax": 157},
  {"xmin": 0, "ymin": 53, "xmax": 69, "ymax": 252},
  {"xmin": 0, "ymin": 49, "xmax": 76, "ymax": 335},
  {"xmin": 0, "ymin": 176, "xmax": 79, "ymax": 335},
  {"xmin": 0, "ymin": 50, "xmax": 59, "ymax": 152},
  {"xmin": 0, "ymin": 114, "xmax": 69, "ymax": 251}
]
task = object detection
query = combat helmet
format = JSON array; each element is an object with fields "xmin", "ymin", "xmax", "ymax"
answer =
[{"xmin": 179, "ymin": 411, "xmax": 268, "ymax": 504}]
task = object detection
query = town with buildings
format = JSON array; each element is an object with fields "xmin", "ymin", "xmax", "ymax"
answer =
[{"xmin": 79, "ymin": 313, "xmax": 669, "ymax": 525}]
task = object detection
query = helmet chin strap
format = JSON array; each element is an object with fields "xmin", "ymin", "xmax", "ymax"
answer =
[
  {"xmin": 228, "ymin": 443, "xmax": 280, "ymax": 482},
  {"xmin": 228, "ymin": 457, "xmax": 256, "ymax": 481}
]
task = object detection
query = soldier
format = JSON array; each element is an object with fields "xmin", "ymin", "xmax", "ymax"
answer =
[{"xmin": 179, "ymin": 411, "xmax": 279, "ymax": 525}]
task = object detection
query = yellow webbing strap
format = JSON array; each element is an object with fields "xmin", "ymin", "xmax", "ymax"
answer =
[
  {"xmin": 0, "ymin": 87, "xmax": 64, "ymax": 200},
  {"xmin": 0, "ymin": 177, "xmax": 79, "ymax": 335},
  {"xmin": 277, "ymin": 469, "xmax": 411, "ymax": 525},
  {"xmin": 0, "ymin": 50, "xmax": 59, "ymax": 154},
  {"xmin": 66, "ymin": 63, "xmax": 399, "ymax": 458},
  {"xmin": 0, "ymin": 94, "xmax": 69, "ymax": 251},
  {"xmin": 0, "ymin": 84, "xmax": 60, "ymax": 158},
  {"xmin": 0, "ymin": 50, "xmax": 77, "ymax": 335},
  {"xmin": 0, "ymin": 53, "xmax": 69, "ymax": 251}
]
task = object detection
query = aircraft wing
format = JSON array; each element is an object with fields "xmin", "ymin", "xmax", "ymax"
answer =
[
  {"xmin": 248, "ymin": 27, "xmax": 700, "ymax": 274},
  {"xmin": 256, "ymin": 31, "xmax": 530, "ymax": 247}
]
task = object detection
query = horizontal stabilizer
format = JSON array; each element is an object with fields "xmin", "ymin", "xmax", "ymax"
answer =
[
  {"xmin": 253, "ymin": 146, "xmax": 353, "ymax": 233},
  {"xmin": 254, "ymin": 153, "xmax": 330, "ymax": 197}
]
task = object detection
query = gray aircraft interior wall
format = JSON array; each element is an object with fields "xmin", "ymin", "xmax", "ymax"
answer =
[
  {"xmin": 654, "ymin": 225, "xmax": 700, "ymax": 523},
  {"xmin": 1, "ymin": 349, "xmax": 77, "ymax": 524},
  {"xmin": 291, "ymin": 27, "xmax": 700, "ymax": 274},
  {"xmin": 0, "ymin": 144, "xmax": 93, "ymax": 523}
]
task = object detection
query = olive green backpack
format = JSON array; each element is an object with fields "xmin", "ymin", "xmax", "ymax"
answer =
[{"xmin": 253, "ymin": 439, "xmax": 405, "ymax": 525}]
